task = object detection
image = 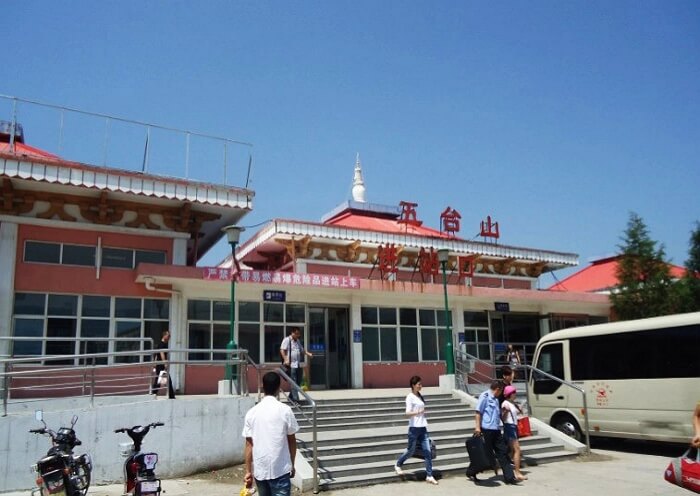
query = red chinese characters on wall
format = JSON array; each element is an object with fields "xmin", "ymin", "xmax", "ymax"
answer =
[
  {"xmin": 397, "ymin": 201, "xmax": 423, "ymax": 227},
  {"xmin": 440, "ymin": 206, "xmax": 461, "ymax": 237},
  {"xmin": 458, "ymin": 255, "xmax": 476, "ymax": 278},
  {"xmin": 418, "ymin": 247, "xmax": 439, "ymax": 277},
  {"xmin": 480, "ymin": 215, "xmax": 500, "ymax": 240},
  {"xmin": 377, "ymin": 243, "xmax": 399, "ymax": 277}
]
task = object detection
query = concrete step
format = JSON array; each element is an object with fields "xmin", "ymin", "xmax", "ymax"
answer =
[
  {"xmin": 315, "ymin": 442, "xmax": 577, "ymax": 483},
  {"xmin": 294, "ymin": 391, "xmax": 579, "ymax": 491},
  {"xmin": 296, "ymin": 398, "xmax": 464, "ymax": 416},
  {"xmin": 316, "ymin": 447, "xmax": 579, "ymax": 490},
  {"xmin": 298, "ymin": 412, "xmax": 473, "ymax": 432}
]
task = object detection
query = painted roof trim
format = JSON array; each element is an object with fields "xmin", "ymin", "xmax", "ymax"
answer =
[
  {"xmin": 236, "ymin": 219, "xmax": 578, "ymax": 267},
  {"xmin": 0, "ymin": 153, "xmax": 254, "ymax": 209}
]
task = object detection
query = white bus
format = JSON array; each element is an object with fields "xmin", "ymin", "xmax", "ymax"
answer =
[{"xmin": 527, "ymin": 312, "xmax": 700, "ymax": 443}]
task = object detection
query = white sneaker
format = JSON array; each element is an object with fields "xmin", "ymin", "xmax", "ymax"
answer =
[
  {"xmin": 394, "ymin": 465, "xmax": 404, "ymax": 476},
  {"xmin": 426, "ymin": 476, "xmax": 439, "ymax": 485}
]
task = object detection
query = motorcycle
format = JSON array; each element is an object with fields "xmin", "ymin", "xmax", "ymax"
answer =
[
  {"xmin": 29, "ymin": 410, "xmax": 92, "ymax": 496},
  {"xmin": 115, "ymin": 421, "xmax": 165, "ymax": 496}
]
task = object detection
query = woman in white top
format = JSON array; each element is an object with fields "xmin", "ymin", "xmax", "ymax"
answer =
[
  {"xmin": 393, "ymin": 376, "xmax": 438, "ymax": 485},
  {"xmin": 501, "ymin": 385, "xmax": 527, "ymax": 481}
]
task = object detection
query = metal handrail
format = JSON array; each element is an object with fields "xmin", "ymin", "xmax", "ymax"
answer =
[
  {"xmin": 276, "ymin": 367, "xmax": 319, "ymax": 494},
  {"xmin": 521, "ymin": 364, "xmax": 591, "ymax": 454},
  {"xmin": 454, "ymin": 348, "xmax": 591, "ymax": 454},
  {"xmin": 0, "ymin": 347, "xmax": 252, "ymax": 416}
]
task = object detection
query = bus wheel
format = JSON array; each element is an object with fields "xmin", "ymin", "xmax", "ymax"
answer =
[{"xmin": 552, "ymin": 414, "xmax": 583, "ymax": 442}]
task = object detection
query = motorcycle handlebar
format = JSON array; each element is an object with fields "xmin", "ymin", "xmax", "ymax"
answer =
[
  {"xmin": 114, "ymin": 422, "xmax": 164, "ymax": 433},
  {"xmin": 29, "ymin": 428, "xmax": 45, "ymax": 434}
]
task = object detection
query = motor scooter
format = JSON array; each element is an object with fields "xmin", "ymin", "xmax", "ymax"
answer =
[
  {"xmin": 114, "ymin": 421, "xmax": 164, "ymax": 496},
  {"xmin": 29, "ymin": 410, "xmax": 92, "ymax": 496}
]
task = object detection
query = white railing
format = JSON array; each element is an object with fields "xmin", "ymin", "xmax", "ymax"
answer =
[{"xmin": 0, "ymin": 94, "xmax": 254, "ymax": 188}]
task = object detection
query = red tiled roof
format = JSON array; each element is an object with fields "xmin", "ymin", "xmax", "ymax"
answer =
[
  {"xmin": 549, "ymin": 256, "xmax": 687, "ymax": 292},
  {"xmin": 0, "ymin": 142, "xmax": 59, "ymax": 159},
  {"xmin": 325, "ymin": 210, "xmax": 457, "ymax": 239}
]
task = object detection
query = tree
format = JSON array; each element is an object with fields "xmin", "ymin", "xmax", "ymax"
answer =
[
  {"xmin": 611, "ymin": 213, "xmax": 673, "ymax": 320},
  {"xmin": 673, "ymin": 222, "xmax": 700, "ymax": 313}
]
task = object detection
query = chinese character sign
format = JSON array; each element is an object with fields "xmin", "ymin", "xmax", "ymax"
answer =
[
  {"xmin": 202, "ymin": 268, "xmax": 360, "ymax": 289},
  {"xmin": 397, "ymin": 200, "xmax": 422, "ymax": 226},
  {"xmin": 480, "ymin": 215, "xmax": 500, "ymax": 240},
  {"xmin": 418, "ymin": 247, "xmax": 439, "ymax": 277},
  {"xmin": 458, "ymin": 255, "xmax": 475, "ymax": 278},
  {"xmin": 440, "ymin": 206, "xmax": 461, "ymax": 237},
  {"xmin": 377, "ymin": 243, "xmax": 399, "ymax": 276}
]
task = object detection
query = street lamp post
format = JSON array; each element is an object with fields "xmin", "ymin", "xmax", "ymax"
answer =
[
  {"xmin": 437, "ymin": 248, "xmax": 455, "ymax": 374},
  {"xmin": 222, "ymin": 225, "xmax": 244, "ymax": 383}
]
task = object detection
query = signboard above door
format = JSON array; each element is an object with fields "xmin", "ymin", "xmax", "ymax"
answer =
[
  {"xmin": 494, "ymin": 302, "xmax": 510, "ymax": 312},
  {"xmin": 263, "ymin": 290, "xmax": 286, "ymax": 302}
]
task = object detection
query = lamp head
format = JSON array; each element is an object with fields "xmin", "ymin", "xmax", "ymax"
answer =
[
  {"xmin": 437, "ymin": 248, "xmax": 450, "ymax": 263},
  {"xmin": 221, "ymin": 225, "xmax": 245, "ymax": 245}
]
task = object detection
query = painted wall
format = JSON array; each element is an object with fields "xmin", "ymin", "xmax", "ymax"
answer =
[
  {"xmin": 0, "ymin": 395, "xmax": 254, "ymax": 492},
  {"xmin": 362, "ymin": 362, "xmax": 446, "ymax": 388},
  {"xmin": 15, "ymin": 224, "xmax": 173, "ymax": 296}
]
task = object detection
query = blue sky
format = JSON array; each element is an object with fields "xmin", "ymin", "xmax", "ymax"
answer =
[{"xmin": 4, "ymin": 1, "xmax": 699, "ymax": 285}]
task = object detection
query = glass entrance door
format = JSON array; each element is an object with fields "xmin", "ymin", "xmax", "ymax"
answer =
[{"xmin": 308, "ymin": 307, "xmax": 350, "ymax": 389}]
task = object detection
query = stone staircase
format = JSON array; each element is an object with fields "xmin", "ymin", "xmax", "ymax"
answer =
[{"xmin": 294, "ymin": 392, "xmax": 578, "ymax": 491}]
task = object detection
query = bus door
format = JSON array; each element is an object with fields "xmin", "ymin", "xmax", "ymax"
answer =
[{"xmin": 529, "ymin": 341, "xmax": 570, "ymax": 418}]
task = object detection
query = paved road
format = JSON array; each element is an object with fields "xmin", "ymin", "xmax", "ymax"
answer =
[{"xmin": 4, "ymin": 446, "xmax": 690, "ymax": 496}]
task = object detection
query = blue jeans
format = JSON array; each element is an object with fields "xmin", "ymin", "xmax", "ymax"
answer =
[
  {"xmin": 395, "ymin": 426, "xmax": 433, "ymax": 477},
  {"xmin": 255, "ymin": 473, "xmax": 291, "ymax": 496},
  {"xmin": 289, "ymin": 367, "xmax": 303, "ymax": 402}
]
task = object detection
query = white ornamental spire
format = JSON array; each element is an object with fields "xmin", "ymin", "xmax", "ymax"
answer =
[{"xmin": 351, "ymin": 152, "xmax": 366, "ymax": 202}]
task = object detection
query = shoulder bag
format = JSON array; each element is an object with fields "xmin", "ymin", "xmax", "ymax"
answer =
[
  {"xmin": 413, "ymin": 438, "xmax": 437, "ymax": 460},
  {"xmin": 664, "ymin": 447, "xmax": 700, "ymax": 493},
  {"xmin": 517, "ymin": 416, "xmax": 532, "ymax": 438}
]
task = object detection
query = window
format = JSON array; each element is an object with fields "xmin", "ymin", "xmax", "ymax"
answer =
[
  {"xmin": 462, "ymin": 311, "xmax": 491, "ymax": 360},
  {"xmin": 361, "ymin": 306, "xmax": 451, "ymax": 363},
  {"xmin": 62, "ymin": 245, "xmax": 96, "ymax": 266},
  {"xmin": 135, "ymin": 250, "xmax": 167, "ymax": 265},
  {"xmin": 185, "ymin": 299, "xmax": 302, "ymax": 364},
  {"xmin": 24, "ymin": 241, "xmax": 60, "ymax": 263},
  {"xmin": 23, "ymin": 240, "xmax": 166, "ymax": 269},
  {"xmin": 12, "ymin": 293, "xmax": 169, "ymax": 365},
  {"xmin": 102, "ymin": 248, "xmax": 133, "ymax": 268},
  {"xmin": 570, "ymin": 325, "xmax": 699, "ymax": 380},
  {"xmin": 361, "ymin": 307, "xmax": 399, "ymax": 362},
  {"xmin": 532, "ymin": 342, "xmax": 564, "ymax": 395}
]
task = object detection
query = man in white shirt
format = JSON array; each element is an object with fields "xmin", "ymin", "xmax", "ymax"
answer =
[
  {"xmin": 279, "ymin": 327, "xmax": 313, "ymax": 404},
  {"xmin": 243, "ymin": 371, "xmax": 300, "ymax": 496}
]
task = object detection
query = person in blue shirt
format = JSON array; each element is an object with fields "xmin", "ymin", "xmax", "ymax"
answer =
[{"xmin": 468, "ymin": 380, "xmax": 519, "ymax": 485}]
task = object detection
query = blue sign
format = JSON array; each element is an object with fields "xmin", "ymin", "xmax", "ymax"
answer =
[
  {"xmin": 494, "ymin": 301, "xmax": 510, "ymax": 312},
  {"xmin": 353, "ymin": 329, "xmax": 362, "ymax": 343},
  {"xmin": 263, "ymin": 290, "xmax": 286, "ymax": 302}
]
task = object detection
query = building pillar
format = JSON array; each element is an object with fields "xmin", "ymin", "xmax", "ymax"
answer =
[
  {"xmin": 349, "ymin": 295, "xmax": 363, "ymax": 389},
  {"xmin": 0, "ymin": 222, "xmax": 18, "ymax": 357}
]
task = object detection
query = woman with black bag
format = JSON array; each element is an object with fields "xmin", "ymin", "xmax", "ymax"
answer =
[{"xmin": 393, "ymin": 376, "xmax": 439, "ymax": 485}]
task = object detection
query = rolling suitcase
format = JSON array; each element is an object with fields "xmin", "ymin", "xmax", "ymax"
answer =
[{"xmin": 465, "ymin": 434, "xmax": 496, "ymax": 480}]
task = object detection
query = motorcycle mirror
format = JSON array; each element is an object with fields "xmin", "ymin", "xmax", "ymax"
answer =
[
  {"xmin": 71, "ymin": 415, "xmax": 78, "ymax": 427},
  {"xmin": 34, "ymin": 410, "xmax": 43, "ymax": 422}
]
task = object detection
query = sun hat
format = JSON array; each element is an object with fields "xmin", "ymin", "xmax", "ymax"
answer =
[{"xmin": 503, "ymin": 385, "xmax": 517, "ymax": 397}]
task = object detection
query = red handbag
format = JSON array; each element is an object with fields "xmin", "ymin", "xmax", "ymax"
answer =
[
  {"xmin": 517, "ymin": 416, "xmax": 532, "ymax": 438},
  {"xmin": 665, "ymin": 448, "xmax": 700, "ymax": 493}
]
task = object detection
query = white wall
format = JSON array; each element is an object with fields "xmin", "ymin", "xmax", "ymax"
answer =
[{"xmin": 0, "ymin": 395, "xmax": 254, "ymax": 492}]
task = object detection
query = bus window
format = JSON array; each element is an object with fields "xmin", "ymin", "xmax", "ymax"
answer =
[{"xmin": 532, "ymin": 342, "xmax": 564, "ymax": 395}]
